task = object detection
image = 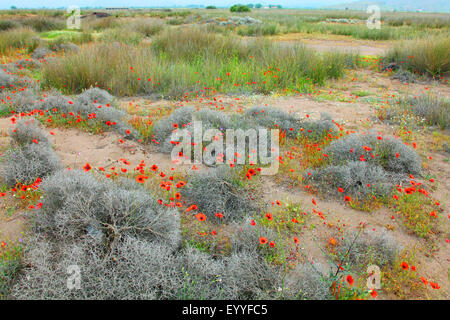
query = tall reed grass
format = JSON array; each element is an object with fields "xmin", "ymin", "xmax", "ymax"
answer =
[
  {"xmin": 383, "ymin": 36, "xmax": 449, "ymax": 77},
  {"xmin": 41, "ymin": 27, "xmax": 359, "ymax": 98}
]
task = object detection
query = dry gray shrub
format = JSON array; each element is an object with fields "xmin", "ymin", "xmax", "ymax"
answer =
[
  {"xmin": 323, "ymin": 132, "xmax": 421, "ymax": 175},
  {"xmin": 9, "ymin": 117, "xmax": 50, "ymax": 146},
  {"xmin": 304, "ymin": 161, "xmax": 406, "ymax": 199},
  {"xmin": 31, "ymin": 47, "xmax": 51, "ymax": 60},
  {"xmin": 181, "ymin": 166, "xmax": 259, "ymax": 222},
  {"xmin": 12, "ymin": 235, "xmax": 231, "ymax": 300},
  {"xmin": 298, "ymin": 114, "xmax": 337, "ymax": 141},
  {"xmin": 76, "ymin": 87, "xmax": 114, "ymax": 106},
  {"xmin": 4, "ymin": 58, "xmax": 41, "ymax": 73},
  {"xmin": 0, "ymin": 70, "xmax": 34, "ymax": 89},
  {"xmin": 230, "ymin": 217, "xmax": 277, "ymax": 254},
  {"xmin": 153, "ymin": 106, "xmax": 196, "ymax": 151},
  {"xmin": 0, "ymin": 89, "xmax": 39, "ymax": 113},
  {"xmin": 224, "ymin": 251, "xmax": 281, "ymax": 299},
  {"xmin": 34, "ymin": 169, "xmax": 180, "ymax": 247},
  {"xmin": 245, "ymin": 105, "xmax": 300, "ymax": 137},
  {"xmin": 392, "ymin": 68, "xmax": 416, "ymax": 83},
  {"xmin": 0, "ymin": 143, "xmax": 61, "ymax": 186},
  {"xmin": 284, "ymin": 262, "xmax": 332, "ymax": 300},
  {"xmin": 337, "ymin": 229, "xmax": 402, "ymax": 270},
  {"xmin": 394, "ymin": 94, "xmax": 449, "ymax": 130}
]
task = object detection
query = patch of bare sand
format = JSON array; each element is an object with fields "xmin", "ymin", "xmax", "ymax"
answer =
[{"xmin": 50, "ymin": 127, "xmax": 208, "ymax": 174}]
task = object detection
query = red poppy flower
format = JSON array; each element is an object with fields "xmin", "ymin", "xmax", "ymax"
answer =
[
  {"xmin": 400, "ymin": 262, "xmax": 409, "ymax": 270},
  {"xmin": 259, "ymin": 237, "xmax": 268, "ymax": 245},
  {"xmin": 215, "ymin": 212, "xmax": 223, "ymax": 219},
  {"xmin": 195, "ymin": 213, "xmax": 207, "ymax": 222},
  {"xmin": 344, "ymin": 196, "xmax": 351, "ymax": 202},
  {"xmin": 269, "ymin": 241, "xmax": 275, "ymax": 248},
  {"xmin": 430, "ymin": 282, "xmax": 440, "ymax": 290},
  {"xmin": 346, "ymin": 275, "xmax": 354, "ymax": 286},
  {"xmin": 83, "ymin": 163, "xmax": 91, "ymax": 172},
  {"xmin": 151, "ymin": 165, "xmax": 158, "ymax": 171}
]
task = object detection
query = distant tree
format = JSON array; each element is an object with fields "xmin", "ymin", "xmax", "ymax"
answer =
[
  {"xmin": 277, "ymin": 5, "xmax": 282, "ymax": 8},
  {"xmin": 206, "ymin": 5, "xmax": 217, "ymax": 9},
  {"xmin": 10, "ymin": 5, "xmax": 17, "ymax": 9},
  {"xmin": 230, "ymin": 4, "xmax": 251, "ymax": 12},
  {"xmin": 247, "ymin": 3, "xmax": 254, "ymax": 8},
  {"xmin": 255, "ymin": 3, "xmax": 262, "ymax": 8}
]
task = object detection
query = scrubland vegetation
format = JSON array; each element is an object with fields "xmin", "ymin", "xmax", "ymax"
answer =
[{"xmin": 0, "ymin": 7, "xmax": 448, "ymax": 301}]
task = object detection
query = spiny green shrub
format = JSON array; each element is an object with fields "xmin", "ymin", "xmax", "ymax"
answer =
[
  {"xmin": 230, "ymin": 4, "xmax": 251, "ymax": 12},
  {"xmin": 323, "ymin": 132, "xmax": 422, "ymax": 175},
  {"xmin": 182, "ymin": 166, "xmax": 259, "ymax": 222}
]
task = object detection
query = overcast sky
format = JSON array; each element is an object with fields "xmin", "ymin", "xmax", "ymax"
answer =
[{"xmin": 2, "ymin": 0, "xmax": 363, "ymax": 10}]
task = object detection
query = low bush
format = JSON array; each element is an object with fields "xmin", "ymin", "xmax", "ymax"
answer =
[
  {"xmin": 0, "ymin": 142, "xmax": 61, "ymax": 186},
  {"xmin": 182, "ymin": 166, "xmax": 259, "ymax": 222},
  {"xmin": 392, "ymin": 94, "xmax": 449, "ymax": 130},
  {"xmin": 31, "ymin": 47, "xmax": 51, "ymax": 60},
  {"xmin": 304, "ymin": 161, "xmax": 406, "ymax": 200},
  {"xmin": 245, "ymin": 106, "xmax": 300, "ymax": 137},
  {"xmin": 336, "ymin": 229, "xmax": 402, "ymax": 270},
  {"xmin": 0, "ymin": 89, "xmax": 38, "ymax": 112},
  {"xmin": 34, "ymin": 169, "xmax": 181, "ymax": 247},
  {"xmin": 323, "ymin": 132, "xmax": 422, "ymax": 176}
]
